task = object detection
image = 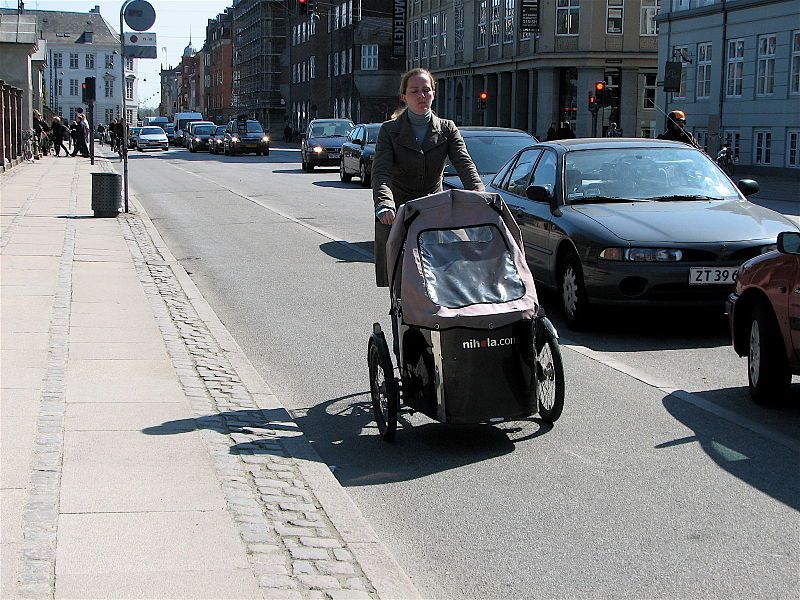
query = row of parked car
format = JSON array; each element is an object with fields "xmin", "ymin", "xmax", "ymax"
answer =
[{"xmin": 297, "ymin": 117, "xmax": 799, "ymax": 404}]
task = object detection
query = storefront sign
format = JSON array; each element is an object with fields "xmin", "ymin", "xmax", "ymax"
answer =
[
  {"xmin": 520, "ymin": 0, "xmax": 540, "ymax": 33},
  {"xmin": 393, "ymin": 0, "xmax": 406, "ymax": 59}
]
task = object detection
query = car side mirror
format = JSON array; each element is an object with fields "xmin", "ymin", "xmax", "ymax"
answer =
[
  {"xmin": 736, "ymin": 179, "xmax": 759, "ymax": 197},
  {"xmin": 778, "ymin": 231, "xmax": 800, "ymax": 255},
  {"xmin": 525, "ymin": 184, "xmax": 552, "ymax": 203},
  {"xmin": 352, "ymin": 138, "xmax": 362, "ymax": 146}
]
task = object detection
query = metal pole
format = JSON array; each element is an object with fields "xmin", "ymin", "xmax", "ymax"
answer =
[
  {"xmin": 120, "ymin": 1, "xmax": 130, "ymax": 213},
  {"xmin": 89, "ymin": 101, "xmax": 95, "ymax": 164}
]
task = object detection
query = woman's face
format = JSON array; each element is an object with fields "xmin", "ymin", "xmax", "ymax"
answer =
[{"xmin": 402, "ymin": 73, "xmax": 435, "ymax": 115}]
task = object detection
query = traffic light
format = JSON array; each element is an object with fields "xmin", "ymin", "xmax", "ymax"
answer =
[
  {"xmin": 478, "ymin": 91, "xmax": 488, "ymax": 111},
  {"xmin": 82, "ymin": 76, "xmax": 96, "ymax": 103},
  {"xmin": 588, "ymin": 93, "xmax": 599, "ymax": 113},
  {"xmin": 594, "ymin": 81, "xmax": 607, "ymax": 106},
  {"xmin": 298, "ymin": 0, "xmax": 308, "ymax": 15}
]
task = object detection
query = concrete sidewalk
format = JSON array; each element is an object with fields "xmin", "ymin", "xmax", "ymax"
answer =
[{"xmin": 0, "ymin": 154, "xmax": 419, "ymax": 600}]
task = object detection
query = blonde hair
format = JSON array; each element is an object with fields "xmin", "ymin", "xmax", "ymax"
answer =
[{"xmin": 390, "ymin": 68, "xmax": 437, "ymax": 120}]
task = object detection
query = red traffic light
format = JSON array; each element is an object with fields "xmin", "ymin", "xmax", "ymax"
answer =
[
  {"xmin": 594, "ymin": 81, "xmax": 605, "ymax": 92},
  {"xmin": 479, "ymin": 91, "xmax": 489, "ymax": 101}
]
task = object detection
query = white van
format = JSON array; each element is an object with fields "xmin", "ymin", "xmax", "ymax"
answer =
[{"xmin": 173, "ymin": 112, "xmax": 204, "ymax": 147}]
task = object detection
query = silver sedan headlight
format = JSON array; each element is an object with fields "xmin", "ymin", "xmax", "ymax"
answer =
[{"xmin": 600, "ymin": 248, "xmax": 684, "ymax": 262}]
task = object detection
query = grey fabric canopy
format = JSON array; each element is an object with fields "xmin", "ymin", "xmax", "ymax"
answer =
[{"xmin": 386, "ymin": 189, "xmax": 539, "ymax": 330}]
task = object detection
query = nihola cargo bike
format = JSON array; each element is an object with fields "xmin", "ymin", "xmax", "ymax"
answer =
[{"xmin": 367, "ymin": 189, "xmax": 565, "ymax": 441}]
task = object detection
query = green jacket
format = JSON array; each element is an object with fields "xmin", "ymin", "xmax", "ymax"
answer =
[{"xmin": 372, "ymin": 111, "xmax": 482, "ymax": 212}]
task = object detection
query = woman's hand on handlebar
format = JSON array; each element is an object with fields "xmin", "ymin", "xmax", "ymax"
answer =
[{"xmin": 378, "ymin": 211, "xmax": 396, "ymax": 226}]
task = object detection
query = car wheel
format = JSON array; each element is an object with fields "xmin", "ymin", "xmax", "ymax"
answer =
[
  {"xmin": 558, "ymin": 252, "xmax": 591, "ymax": 329},
  {"xmin": 360, "ymin": 161, "xmax": 371, "ymax": 187},
  {"xmin": 340, "ymin": 161, "xmax": 353, "ymax": 182},
  {"xmin": 747, "ymin": 303, "xmax": 791, "ymax": 404}
]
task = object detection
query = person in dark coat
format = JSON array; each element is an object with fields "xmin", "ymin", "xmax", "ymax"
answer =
[
  {"xmin": 657, "ymin": 110, "xmax": 700, "ymax": 148},
  {"xmin": 556, "ymin": 121, "xmax": 576, "ymax": 140},
  {"xmin": 70, "ymin": 115, "xmax": 90, "ymax": 157},
  {"xmin": 371, "ymin": 68, "xmax": 484, "ymax": 287},
  {"xmin": 545, "ymin": 123, "xmax": 558, "ymax": 141},
  {"xmin": 50, "ymin": 116, "xmax": 70, "ymax": 156}
]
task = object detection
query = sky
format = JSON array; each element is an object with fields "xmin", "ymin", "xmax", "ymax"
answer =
[{"xmin": 1, "ymin": 0, "xmax": 233, "ymax": 107}]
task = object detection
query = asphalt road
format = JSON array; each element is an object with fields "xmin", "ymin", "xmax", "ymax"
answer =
[{"xmin": 109, "ymin": 145, "xmax": 799, "ymax": 599}]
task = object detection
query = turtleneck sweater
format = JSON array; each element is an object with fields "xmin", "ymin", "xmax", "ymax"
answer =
[{"xmin": 406, "ymin": 109, "xmax": 432, "ymax": 146}]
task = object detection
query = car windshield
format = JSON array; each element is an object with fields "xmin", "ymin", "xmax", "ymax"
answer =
[
  {"xmin": 233, "ymin": 121, "xmax": 263, "ymax": 134},
  {"xmin": 131, "ymin": 128, "xmax": 141, "ymax": 134},
  {"xmin": 141, "ymin": 127, "xmax": 164, "ymax": 135},
  {"xmin": 311, "ymin": 122, "xmax": 354, "ymax": 137},
  {"xmin": 165, "ymin": 126, "xmax": 174, "ymax": 133},
  {"xmin": 215, "ymin": 126, "xmax": 226, "ymax": 135},
  {"xmin": 447, "ymin": 134, "xmax": 535, "ymax": 175},
  {"xmin": 193, "ymin": 125, "xmax": 216, "ymax": 135},
  {"xmin": 562, "ymin": 147, "xmax": 740, "ymax": 204}
]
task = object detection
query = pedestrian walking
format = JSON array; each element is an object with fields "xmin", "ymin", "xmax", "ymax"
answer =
[
  {"xmin": 70, "ymin": 115, "xmax": 90, "ymax": 157},
  {"xmin": 545, "ymin": 123, "xmax": 558, "ymax": 141},
  {"xmin": 555, "ymin": 121, "xmax": 576, "ymax": 140},
  {"xmin": 657, "ymin": 110, "xmax": 700, "ymax": 149},
  {"xmin": 32, "ymin": 110, "xmax": 50, "ymax": 159},
  {"xmin": 283, "ymin": 122, "xmax": 293, "ymax": 143},
  {"xmin": 371, "ymin": 67, "xmax": 484, "ymax": 287},
  {"xmin": 97, "ymin": 123, "xmax": 106, "ymax": 146},
  {"xmin": 50, "ymin": 116, "xmax": 70, "ymax": 156}
]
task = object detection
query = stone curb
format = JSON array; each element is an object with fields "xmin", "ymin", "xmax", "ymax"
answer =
[{"xmin": 114, "ymin": 160, "xmax": 420, "ymax": 600}]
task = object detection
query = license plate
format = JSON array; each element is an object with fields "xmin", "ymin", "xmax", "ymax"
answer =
[
  {"xmin": 328, "ymin": 152, "xmax": 340, "ymax": 159},
  {"xmin": 689, "ymin": 267, "xmax": 739, "ymax": 285}
]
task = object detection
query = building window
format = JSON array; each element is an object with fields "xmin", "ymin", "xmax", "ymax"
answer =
[
  {"xmin": 723, "ymin": 130, "xmax": 740, "ymax": 160},
  {"xmin": 361, "ymin": 44, "xmax": 378, "ymax": 70},
  {"xmin": 791, "ymin": 30, "xmax": 800, "ymax": 94},
  {"xmin": 441, "ymin": 11, "xmax": 447, "ymax": 55},
  {"xmin": 412, "ymin": 20, "xmax": 420, "ymax": 59},
  {"xmin": 126, "ymin": 79, "xmax": 133, "ymax": 100},
  {"xmin": 69, "ymin": 107, "xmax": 78, "ymax": 122},
  {"xmin": 53, "ymin": 52, "xmax": 63, "ymax": 68},
  {"xmin": 348, "ymin": 48, "xmax": 352, "ymax": 73},
  {"xmin": 477, "ymin": 0, "xmax": 487, "ymax": 47},
  {"xmin": 126, "ymin": 57, "xmax": 134, "ymax": 71},
  {"xmin": 673, "ymin": 45, "xmax": 688, "ymax": 99},
  {"xmin": 640, "ymin": 0, "xmax": 659, "ymax": 36},
  {"xmin": 69, "ymin": 53, "xmax": 79, "ymax": 69},
  {"xmin": 455, "ymin": 3, "xmax": 465, "ymax": 54},
  {"xmin": 85, "ymin": 53, "xmax": 95, "ymax": 69},
  {"xmin": 490, "ymin": 0, "xmax": 500, "ymax": 46},
  {"xmin": 69, "ymin": 79, "xmax": 79, "ymax": 96},
  {"xmin": 726, "ymin": 38, "xmax": 744, "ymax": 97},
  {"xmin": 105, "ymin": 54, "xmax": 114, "ymax": 69},
  {"xmin": 421, "ymin": 17, "xmax": 428, "ymax": 58},
  {"xmin": 557, "ymin": 0, "xmax": 580, "ymax": 36},
  {"xmin": 431, "ymin": 14, "xmax": 439, "ymax": 57},
  {"xmin": 694, "ymin": 129, "xmax": 708, "ymax": 152},
  {"xmin": 697, "ymin": 42, "xmax": 712, "ymax": 99},
  {"xmin": 642, "ymin": 73, "xmax": 657, "ymax": 109},
  {"xmin": 504, "ymin": 0, "xmax": 514, "ymax": 44},
  {"xmin": 788, "ymin": 130, "xmax": 800, "ymax": 168},
  {"xmin": 756, "ymin": 34, "xmax": 776, "ymax": 96},
  {"xmin": 310, "ymin": 55, "xmax": 316, "ymax": 79},
  {"xmin": 334, "ymin": 52, "xmax": 339, "ymax": 76},
  {"xmin": 105, "ymin": 80, "xmax": 114, "ymax": 97},
  {"xmin": 607, "ymin": 0, "xmax": 623, "ymax": 35},
  {"xmin": 754, "ymin": 130, "xmax": 772, "ymax": 165},
  {"xmin": 56, "ymin": 78, "xmax": 63, "ymax": 96}
]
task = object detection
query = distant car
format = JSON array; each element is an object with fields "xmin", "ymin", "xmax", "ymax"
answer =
[
  {"xmin": 164, "ymin": 124, "xmax": 176, "ymax": 146},
  {"xmin": 185, "ymin": 121, "xmax": 215, "ymax": 149},
  {"xmin": 443, "ymin": 127, "xmax": 538, "ymax": 189},
  {"xmin": 127, "ymin": 126, "xmax": 142, "ymax": 149},
  {"xmin": 187, "ymin": 123, "xmax": 217, "ymax": 152},
  {"xmin": 223, "ymin": 117, "xmax": 270, "ymax": 156},
  {"xmin": 339, "ymin": 123, "xmax": 381, "ymax": 187},
  {"xmin": 486, "ymin": 138, "xmax": 798, "ymax": 329},
  {"xmin": 209, "ymin": 126, "xmax": 227, "ymax": 155},
  {"xmin": 727, "ymin": 231, "xmax": 800, "ymax": 403},
  {"xmin": 301, "ymin": 118, "xmax": 354, "ymax": 172},
  {"xmin": 136, "ymin": 126, "xmax": 169, "ymax": 152}
]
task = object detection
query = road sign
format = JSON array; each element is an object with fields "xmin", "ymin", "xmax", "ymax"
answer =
[
  {"xmin": 123, "ymin": 0, "xmax": 155, "ymax": 32},
  {"xmin": 125, "ymin": 32, "xmax": 157, "ymax": 58},
  {"xmin": 520, "ymin": 0, "xmax": 540, "ymax": 33}
]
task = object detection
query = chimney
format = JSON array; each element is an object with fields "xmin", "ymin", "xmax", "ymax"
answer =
[{"xmin": 89, "ymin": 5, "xmax": 100, "ymax": 13}]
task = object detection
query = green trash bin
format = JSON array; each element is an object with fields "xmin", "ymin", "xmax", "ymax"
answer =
[{"xmin": 91, "ymin": 172, "xmax": 122, "ymax": 217}]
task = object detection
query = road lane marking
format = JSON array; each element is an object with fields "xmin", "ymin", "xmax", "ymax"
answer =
[
  {"xmin": 168, "ymin": 163, "xmax": 374, "ymax": 260},
  {"xmin": 158, "ymin": 160, "xmax": 800, "ymax": 454}
]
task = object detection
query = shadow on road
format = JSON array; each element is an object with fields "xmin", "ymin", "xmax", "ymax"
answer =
[
  {"xmin": 312, "ymin": 180, "xmax": 353, "ymax": 188},
  {"xmin": 658, "ymin": 390, "xmax": 800, "ymax": 511},
  {"xmin": 319, "ymin": 240, "xmax": 374, "ymax": 263}
]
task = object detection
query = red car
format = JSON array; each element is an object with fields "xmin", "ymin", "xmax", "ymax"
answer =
[{"xmin": 728, "ymin": 231, "xmax": 800, "ymax": 403}]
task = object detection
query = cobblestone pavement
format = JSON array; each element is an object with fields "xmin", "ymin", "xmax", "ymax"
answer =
[{"xmin": 3, "ymin": 156, "xmax": 418, "ymax": 600}]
